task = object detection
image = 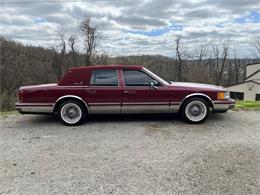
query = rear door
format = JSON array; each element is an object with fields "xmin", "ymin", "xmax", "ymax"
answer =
[
  {"xmin": 86, "ymin": 68, "xmax": 123, "ymax": 114},
  {"xmin": 121, "ymin": 69, "xmax": 172, "ymax": 113}
]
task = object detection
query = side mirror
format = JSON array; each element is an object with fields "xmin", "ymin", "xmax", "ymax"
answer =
[{"xmin": 149, "ymin": 80, "xmax": 158, "ymax": 89}]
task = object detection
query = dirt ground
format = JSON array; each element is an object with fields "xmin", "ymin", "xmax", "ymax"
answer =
[{"xmin": 0, "ymin": 111, "xmax": 260, "ymax": 194}]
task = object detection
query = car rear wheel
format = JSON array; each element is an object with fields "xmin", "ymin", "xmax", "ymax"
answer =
[
  {"xmin": 58, "ymin": 100, "xmax": 86, "ymax": 126},
  {"xmin": 181, "ymin": 98, "xmax": 209, "ymax": 123}
]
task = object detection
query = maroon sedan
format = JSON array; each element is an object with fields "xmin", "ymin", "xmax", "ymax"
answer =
[{"xmin": 15, "ymin": 65, "xmax": 235, "ymax": 125}]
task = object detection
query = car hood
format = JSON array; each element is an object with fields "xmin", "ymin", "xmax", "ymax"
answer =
[{"xmin": 169, "ymin": 82, "xmax": 225, "ymax": 90}]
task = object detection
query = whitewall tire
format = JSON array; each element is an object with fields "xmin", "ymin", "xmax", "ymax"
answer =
[
  {"xmin": 181, "ymin": 98, "xmax": 209, "ymax": 123},
  {"xmin": 58, "ymin": 100, "xmax": 86, "ymax": 126}
]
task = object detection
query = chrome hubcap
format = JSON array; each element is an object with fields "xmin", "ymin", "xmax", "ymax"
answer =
[
  {"xmin": 185, "ymin": 101, "xmax": 207, "ymax": 122},
  {"xmin": 61, "ymin": 103, "xmax": 82, "ymax": 124}
]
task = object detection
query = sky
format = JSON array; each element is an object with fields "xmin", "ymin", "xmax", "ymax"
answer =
[{"xmin": 1, "ymin": 0, "xmax": 260, "ymax": 57}]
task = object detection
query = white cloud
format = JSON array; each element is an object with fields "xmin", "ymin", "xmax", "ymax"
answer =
[{"xmin": 0, "ymin": 0, "xmax": 260, "ymax": 57}]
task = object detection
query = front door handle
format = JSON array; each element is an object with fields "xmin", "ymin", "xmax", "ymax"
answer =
[
  {"xmin": 123, "ymin": 90, "xmax": 136, "ymax": 95},
  {"xmin": 87, "ymin": 89, "xmax": 96, "ymax": 94}
]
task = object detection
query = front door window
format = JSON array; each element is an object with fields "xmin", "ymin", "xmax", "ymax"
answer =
[{"xmin": 123, "ymin": 70, "xmax": 159, "ymax": 86}]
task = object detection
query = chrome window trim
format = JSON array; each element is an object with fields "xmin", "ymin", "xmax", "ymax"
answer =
[{"xmin": 142, "ymin": 68, "xmax": 169, "ymax": 86}]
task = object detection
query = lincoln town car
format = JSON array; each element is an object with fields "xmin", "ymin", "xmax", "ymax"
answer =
[{"xmin": 15, "ymin": 65, "xmax": 235, "ymax": 125}]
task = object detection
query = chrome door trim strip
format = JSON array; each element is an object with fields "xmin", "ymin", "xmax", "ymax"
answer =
[
  {"xmin": 88, "ymin": 102, "xmax": 121, "ymax": 106},
  {"xmin": 170, "ymin": 102, "xmax": 181, "ymax": 105},
  {"xmin": 122, "ymin": 105, "xmax": 170, "ymax": 114},
  {"xmin": 123, "ymin": 102, "xmax": 169, "ymax": 105},
  {"xmin": 89, "ymin": 105, "xmax": 121, "ymax": 114}
]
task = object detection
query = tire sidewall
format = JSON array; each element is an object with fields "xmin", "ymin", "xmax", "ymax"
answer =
[
  {"xmin": 181, "ymin": 98, "xmax": 209, "ymax": 124},
  {"xmin": 58, "ymin": 100, "xmax": 86, "ymax": 126}
]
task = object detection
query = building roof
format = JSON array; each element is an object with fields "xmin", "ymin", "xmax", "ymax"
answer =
[
  {"xmin": 246, "ymin": 62, "xmax": 260, "ymax": 66},
  {"xmin": 228, "ymin": 62, "xmax": 260, "ymax": 87},
  {"xmin": 227, "ymin": 80, "xmax": 260, "ymax": 87},
  {"xmin": 245, "ymin": 69, "xmax": 260, "ymax": 80}
]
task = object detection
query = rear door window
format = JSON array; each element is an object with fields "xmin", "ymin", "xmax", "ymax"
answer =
[{"xmin": 90, "ymin": 69, "xmax": 118, "ymax": 86}]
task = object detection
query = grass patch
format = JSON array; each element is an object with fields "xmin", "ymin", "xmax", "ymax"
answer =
[
  {"xmin": 0, "ymin": 111, "xmax": 18, "ymax": 116},
  {"xmin": 234, "ymin": 101, "xmax": 260, "ymax": 111}
]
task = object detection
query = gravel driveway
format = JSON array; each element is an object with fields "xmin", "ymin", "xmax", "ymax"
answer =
[{"xmin": 0, "ymin": 111, "xmax": 260, "ymax": 194}]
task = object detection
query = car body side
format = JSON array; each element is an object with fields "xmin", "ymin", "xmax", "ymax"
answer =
[{"xmin": 15, "ymin": 65, "xmax": 235, "ymax": 115}]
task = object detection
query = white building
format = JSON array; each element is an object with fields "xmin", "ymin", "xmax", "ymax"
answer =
[{"xmin": 227, "ymin": 62, "xmax": 260, "ymax": 101}]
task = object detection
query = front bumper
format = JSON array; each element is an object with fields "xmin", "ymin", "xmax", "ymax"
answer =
[
  {"xmin": 212, "ymin": 99, "xmax": 235, "ymax": 112},
  {"xmin": 15, "ymin": 103, "xmax": 53, "ymax": 114}
]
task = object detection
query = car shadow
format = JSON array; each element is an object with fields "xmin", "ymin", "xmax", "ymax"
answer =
[
  {"xmin": 24, "ymin": 112, "xmax": 227, "ymax": 126},
  {"xmin": 88, "ymin": 113, "xmax": 182, "ymax": 123},
  {"xmin": 25, "ymin": 113, "xmax": 182, "ymax": 125},
  {"xmin": 87, "ymin": 113, "xmax": 227, "ymax": 124}
]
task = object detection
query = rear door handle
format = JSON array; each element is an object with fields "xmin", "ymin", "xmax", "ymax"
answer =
[
  {"xmin": 87, "ymin": 89, "xmax": 96, "ymax": 94},
  {"xmin": 123, "ymin": 90, "xmax": 136, "ymax": 95}
]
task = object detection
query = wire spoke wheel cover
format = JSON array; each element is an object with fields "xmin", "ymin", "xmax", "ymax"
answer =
[
  {"xmin": 61, "ymin": 103, "xmax": 82, "ymax": 124},
  {"xmin": 185, "ymin": 100, "xmax": 207, "ymax": 122}
]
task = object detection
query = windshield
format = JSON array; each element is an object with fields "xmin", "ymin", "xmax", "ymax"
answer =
[{"xmin": 142, "ymin": 68, "xmax": 169, "ymax": 86}]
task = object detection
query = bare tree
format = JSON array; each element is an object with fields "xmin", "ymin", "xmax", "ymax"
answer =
[
  {"xmin": 196, "ymin": 44, "xmax": 208, "ymax": 64},
  {"xmin": 210, "ymin": 38, "xmax": 231, "ymax": 85},
  {"xmin": 251, "ymin": 39, "xmax": 260, "ymax": 59},
  {"xmin": 233, "ymin": 50, "xmax": 242, "ymax": 84},
  {"xmin": 52, "ymin": 27, "xmax": 66, "ymax": 80},
  {"xmin": 69, "ymin": 35, "xmax": 78, "ymax": 66},
  {"xmin": 80, "ymin": 16, "xmax": 101, "ymax": 66},
  {"xmin": 187, "ymin": 44, "xmax": 212, "ymax": 83},
  {"xmin": 175, "ymin": 36, "xmax": 184, "ymax": 81}
]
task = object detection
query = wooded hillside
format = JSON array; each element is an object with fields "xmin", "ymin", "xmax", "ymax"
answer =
[{"xmin": 0, "ymin": 37, "xmax": 257, "ymax": 111}]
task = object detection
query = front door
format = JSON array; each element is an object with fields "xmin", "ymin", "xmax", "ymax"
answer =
[
  {"xmin": 86, "ymin": 68, "xmax": 122, "ymax": 114},
  {"xmin": 121, "ymin": 69, "xmax": 172, "ymax": 113}
]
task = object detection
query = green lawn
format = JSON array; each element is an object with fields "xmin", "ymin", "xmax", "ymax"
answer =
[
  {"xmin": 234, "ymin": 100, "xmax": 260, "ymax": 111},
  {"xmin": 0, "ymin": 111, "xmax": 18, "ymax": 116}
]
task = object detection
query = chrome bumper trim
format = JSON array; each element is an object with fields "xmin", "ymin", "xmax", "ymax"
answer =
[
  {"xmin": 213, "ymin": 99, "xmax": 235, "ymax": 111},
  {"xmin": 15, "ymin": 103, "xmax": 53, "ymax": 114}
]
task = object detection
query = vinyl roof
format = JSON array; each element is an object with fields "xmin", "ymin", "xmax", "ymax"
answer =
[{"xmin": 69, "ymin": 64, "xmax": 143, "ymax": 70}]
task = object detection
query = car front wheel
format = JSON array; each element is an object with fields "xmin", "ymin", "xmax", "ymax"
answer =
[
  {"xmin": 181, "ymin": 98, "xmax": 209, "ymax": 123},
  {"xmin": 58, "ymin": 100, "xmax": 86, "ymax": 126}
]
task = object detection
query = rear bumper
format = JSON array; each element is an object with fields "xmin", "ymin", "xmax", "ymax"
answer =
[
  {"xmin": 15, "ymin": 103, "xmax": 53, "ymax": 114},
  {"xmin": 212, "ymin": 99, "xmax": 235, "ymax": 112}
]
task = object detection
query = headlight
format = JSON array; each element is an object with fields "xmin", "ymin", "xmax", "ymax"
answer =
[
  {"xmin": 225, "ymin": 91, "xmax": 230, "ymax": 99},
  {"xmin": 217, "ymin": 91, "xmax": 230, "ymax": 100}
]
